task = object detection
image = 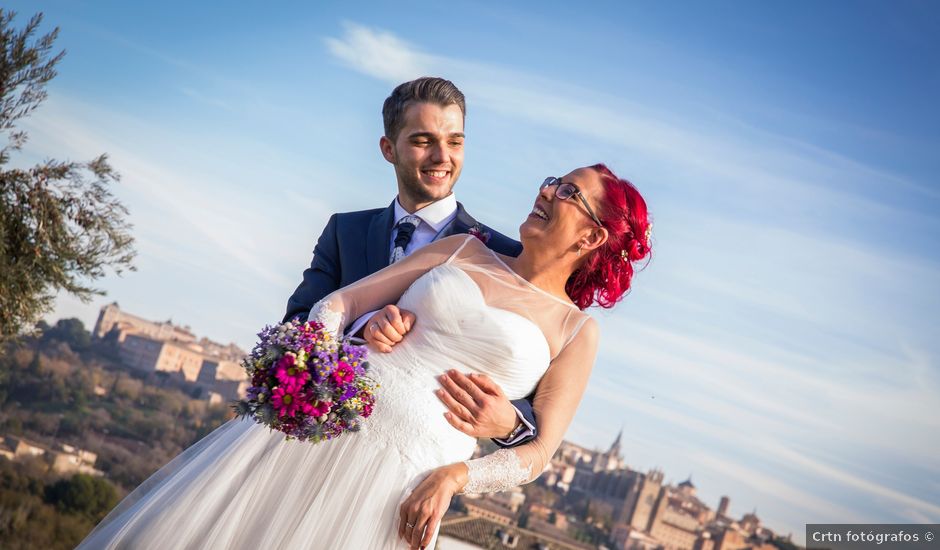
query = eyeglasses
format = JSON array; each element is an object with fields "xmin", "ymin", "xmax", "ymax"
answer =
[{"xmin": 540, "ymin": 177, "xmax": 604, "ymax": 227}]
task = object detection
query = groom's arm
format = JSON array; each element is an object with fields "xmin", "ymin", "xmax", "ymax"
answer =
[{"xmin": 283, "ymin": 214, "xmax": 342, "ymax": 323}]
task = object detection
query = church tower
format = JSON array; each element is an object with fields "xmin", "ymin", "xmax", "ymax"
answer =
[
  {"xmin": 595, "ymin": 426, "xmax": 625, "ymax": 472},
  {"xmin": 608, "ymin": 426, "xmax": 623, "ymax": 457}
]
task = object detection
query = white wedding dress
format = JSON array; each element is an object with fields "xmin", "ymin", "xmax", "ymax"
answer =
[{"xmin": 78, "ymin": 235, "xmax": 598, "ymax": 550}]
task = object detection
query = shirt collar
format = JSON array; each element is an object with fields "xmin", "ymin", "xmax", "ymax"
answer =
[{"xmin": 393, "ymin": 193, "xmax": 458, "ymax": 232}]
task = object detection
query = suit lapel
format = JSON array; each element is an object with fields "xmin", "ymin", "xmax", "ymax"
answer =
[
  {"xmin": 435, "ymin": 202, "xmax": 478, "ymax": 240},
  {"xmin": 366, "ymin": 202, "xmax": 395, "ymax": 274}
]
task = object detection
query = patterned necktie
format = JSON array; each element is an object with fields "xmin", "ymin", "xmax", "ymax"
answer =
[{"xmin": 389, "ymin": 215, "xmax": 421, "ymax": 264}]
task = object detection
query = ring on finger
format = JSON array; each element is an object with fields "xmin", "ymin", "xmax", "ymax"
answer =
[{"xmin": 406, "ymin": 522, "xmax": 415, "ymax": 528}]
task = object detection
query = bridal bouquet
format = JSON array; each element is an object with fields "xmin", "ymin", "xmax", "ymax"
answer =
[{"xmin": 232, "ymin": 319, "xmax": 377, "ymax": 443}]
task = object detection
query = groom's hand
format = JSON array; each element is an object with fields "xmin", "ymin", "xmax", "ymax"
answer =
[
  {"xmin": 436, "ymin": 371, "xmax": 520, "ymax": 439},
  {"xmin": 363, "ymin": 305, "xmax": 416, "ymax": 353}
]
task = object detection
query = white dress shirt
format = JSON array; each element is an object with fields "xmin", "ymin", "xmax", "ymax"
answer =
[
  {"xmin": 388, "ymin": 193, "xmax": 459, "ymax": 257},
  {"xmin": 349, "ymin": 193, "xmax": 534, "ymax": 445}
]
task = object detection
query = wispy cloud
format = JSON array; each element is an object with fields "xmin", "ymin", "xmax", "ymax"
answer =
[
  {"xmin": 76, "ymin": 22, "xmax": 285, "ymax": 116},
  {"xmin": 692, "ymin": 450, "xmax": 864, "ymax": 523},
  {"xmin": 324, "ymin": 22, "xmax": 433, "ymax": 83},
  {"xmin": 765, "ymin": 442, "xmax": 940, "ymax": 519},
  {"xmin": 23, "ymin": 99, "xmax": 294, "ymax": 289},
  {"xmin": 178, "ymin": 87, "xmax": 236, "ymax": 112},
  {"xmin": 20, "ymin": 94, "xmax": 345, "ymax": 348},
  {"xmin": 590, "ymin": 381, "xmax": 940, "ymax": 522}
]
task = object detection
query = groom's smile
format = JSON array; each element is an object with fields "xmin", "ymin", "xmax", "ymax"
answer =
[
  {"xmin": 420, "ymin": 167, "xmax": 452, "ymax": 186},
  {"xmin": 422, "ymin": 169, "xmax": 450, "ymax": 180}
]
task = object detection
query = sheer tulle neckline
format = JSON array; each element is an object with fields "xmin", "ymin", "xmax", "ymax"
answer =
[
  {"xmin": 481, "ymin": 247, "xmax": 580, "ymax": 310},
  {"xmin": 419, "ymin": 264, "xmax": 552, "ymax": 364}
]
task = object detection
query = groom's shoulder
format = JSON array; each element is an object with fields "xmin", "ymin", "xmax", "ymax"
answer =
[
  {"xmin": 313, "ymin": 206, "xmax": 389, "ymax": 245},
  {"xmin": 334, "ymin": 206, "xmax": 388, "ymax": 224},
  {"xmin": 327, "ymin": 206, "xmax": 390, "ymax": 233}
]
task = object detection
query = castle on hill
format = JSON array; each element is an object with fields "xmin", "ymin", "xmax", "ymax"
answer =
[{"xmin": 93, "ymin": 303, "xmax": 248, "ymax": 402}]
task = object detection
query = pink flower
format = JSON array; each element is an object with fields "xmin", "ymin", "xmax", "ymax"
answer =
[
  {"xmin": 331, "ymin": 361, "xmax": 354, "ymax": 385},
  {"xmin": 271, "ymin": 386, "xmax": 302, "ymax": 418},
  {"xmin": 275, "ymin": 354, "xmax": 309, "ymax": 390},
  {"xmin": 303, "ymin": 399, "xmax": 332, "ymax": 418}
]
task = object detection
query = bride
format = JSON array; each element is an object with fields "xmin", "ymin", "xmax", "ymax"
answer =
[{"xmin": 77, "ymin": 164, "xmax": 651, "ymax": 550}]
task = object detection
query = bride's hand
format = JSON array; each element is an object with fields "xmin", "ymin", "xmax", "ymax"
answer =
[
  {"xmin": 398, "ymin": 463, "xmax": 467, "ymax": 549},
  {"xmin": 364, "ymin": 304, "xmax": 416, "ymax": 353}
]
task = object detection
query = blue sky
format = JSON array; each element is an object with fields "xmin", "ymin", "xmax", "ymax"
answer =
[{"xmin": 9, "ymin": 1, "xmax": 940, "ymax": 542}]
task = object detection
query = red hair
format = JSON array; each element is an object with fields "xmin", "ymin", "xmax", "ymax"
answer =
[{"xmin": 565, "ymin": 163, "xmax": 652, "ymax": 309}]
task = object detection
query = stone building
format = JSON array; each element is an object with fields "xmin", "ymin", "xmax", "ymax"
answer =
[
  {"xmin": 94, "ymin": 302, "xmax": 197, "ymax": 343},
  {"xmin": 594, "ymin": 427, "xmax": 627, "ymax": 472},
  {"xmin": 625, "ymin": 468, "xmax": 665, "ymax": 531},
  {"xmin": 120, "ymin": 334, "xmax": 205, "ymax": 381},
  {"xmin": 0, "ymin": 435, "xmax": 45, "ymax": 461},
  {"xmin": 94, "ymin": 303, "xmax": 248, "ymax": 400},
  {"xmin": 440, "ymin": 514, "xmax": 594, "ymax": 550},
  {"xmin": 0, "ymin": 436, "xmax": 103, "ymax": 476},
  {"xmin": 463, "ymin": 499, "xmax": 517, "ymax": 526}
]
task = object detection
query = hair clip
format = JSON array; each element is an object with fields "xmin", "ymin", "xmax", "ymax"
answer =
[
  {"xmin": 645, "ymin": 223, "xmax": 653, "ymax": 243},
  {"xmin": 620, "ymin": 249, "xmax": 629, "ymax": 262}
]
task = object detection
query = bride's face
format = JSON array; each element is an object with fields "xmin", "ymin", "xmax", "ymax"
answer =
[{"xmin": 520, "ymin": 167, "xmax": 608, "ymax": 256}]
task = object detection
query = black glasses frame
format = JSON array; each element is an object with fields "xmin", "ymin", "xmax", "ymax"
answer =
[{"xmin": 541, "ymin": 177, "xmax": 604, "ymax": 227}]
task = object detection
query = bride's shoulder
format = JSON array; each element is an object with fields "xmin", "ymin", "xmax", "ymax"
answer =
[
  {"xmin": 437, "ymin": 233, "xmax": 490, "ymax": 255},
  {"xmin": 429, "ymin": 234, "xmax": 479, "ymax": 255},
  {"xmin": 406, "ymin": 234, "xmax": 480, "ymax": 265},
  {"xmin": 565, "ymin": 313, "xmax": 600, "ymax": 351},
  {"xmin": 414, "ymin": 234, "xmax": 473, "ymax": 254},
  {"xmin": 438, "ymin": 233, "xmax": 477, "ymax": 247}
]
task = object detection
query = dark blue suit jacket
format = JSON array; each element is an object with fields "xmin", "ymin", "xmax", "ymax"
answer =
[{"xmin": 284, "ymin": 200, "xmax": 537, "ymax": 448}]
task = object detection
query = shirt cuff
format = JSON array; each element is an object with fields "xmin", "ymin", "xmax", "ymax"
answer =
[
  {"xmin": 492, "ymin": 404, "xmax": 536, "ymax": 446},
  {"xmin": 347, "ymin": 310, "xmax": 379, "ymax": 338}
]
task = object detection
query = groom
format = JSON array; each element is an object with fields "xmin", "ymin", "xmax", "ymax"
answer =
[{"xmin": 283, "ymin": 77, "xmax": 537, "ymax": 448}]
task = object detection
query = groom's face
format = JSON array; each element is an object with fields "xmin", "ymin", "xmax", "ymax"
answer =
[{"xmin": 380, "ymin": 102, "xmax": 465, "ymax": 210}]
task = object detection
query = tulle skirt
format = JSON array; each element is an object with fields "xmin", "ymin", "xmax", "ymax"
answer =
[
  {"xmin": 77, "ymin": 417, "xmax": 439, "ymax": 549},
  {"xmin": 75, "ymin": 263, "xmax": 530, "ymax": 549}
]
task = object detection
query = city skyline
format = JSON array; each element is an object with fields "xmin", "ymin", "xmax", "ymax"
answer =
[{"xmin": 9, "ymin": 2, "xmax": 939, "ymax": 542}]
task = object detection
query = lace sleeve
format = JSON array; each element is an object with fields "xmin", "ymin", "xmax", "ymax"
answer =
[
  {"xmin": 459, "ymin": 316, "xmax": 599, "ymax": 494},
  {"xmin": 307, "ymin": 300, "xmax": 345, "ymax": 336},
  {"xmin": 303, "ymin": 235, "xmax": 474, "ymax": 336}
]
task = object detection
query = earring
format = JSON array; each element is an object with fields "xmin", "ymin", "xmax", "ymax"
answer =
[{"xmin": 577, "ymin": 244, "xmax": 583, "ymax": 257}]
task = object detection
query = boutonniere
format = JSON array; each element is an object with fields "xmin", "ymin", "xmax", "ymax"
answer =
[{"xmin": 467, "ymin": 224, "xmax": 491, "ymax": 244}]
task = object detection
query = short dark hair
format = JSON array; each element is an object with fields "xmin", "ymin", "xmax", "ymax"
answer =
[{"xmin": 382, "ymin": 77, "xmax": 466, "ymax": 142}]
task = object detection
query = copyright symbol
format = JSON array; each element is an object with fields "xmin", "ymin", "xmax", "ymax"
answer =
[{"xmin": 925, "ymin": 531, "xmax": 934, "ymax": 542}]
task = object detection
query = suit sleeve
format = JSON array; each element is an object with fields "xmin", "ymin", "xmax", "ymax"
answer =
[
  {"xmin": 492, "ymin": 397, "xmax": 538, "ymax": 448},
  {"xmin": 283, "ymin": 214, "xmax": 342, "ymax": 323}
]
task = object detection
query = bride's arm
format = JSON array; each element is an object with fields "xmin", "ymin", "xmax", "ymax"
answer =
[
  {"xmin": 397, "ymin": 318, "xmax": 600, "ymax": 548},
  {"xmin": 458, "ymin": 316, "xmax": 600, "ymax": 492},
  {"xmin": 307, "ymin": 234, "xmax": 474, "ymax": 335}
]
